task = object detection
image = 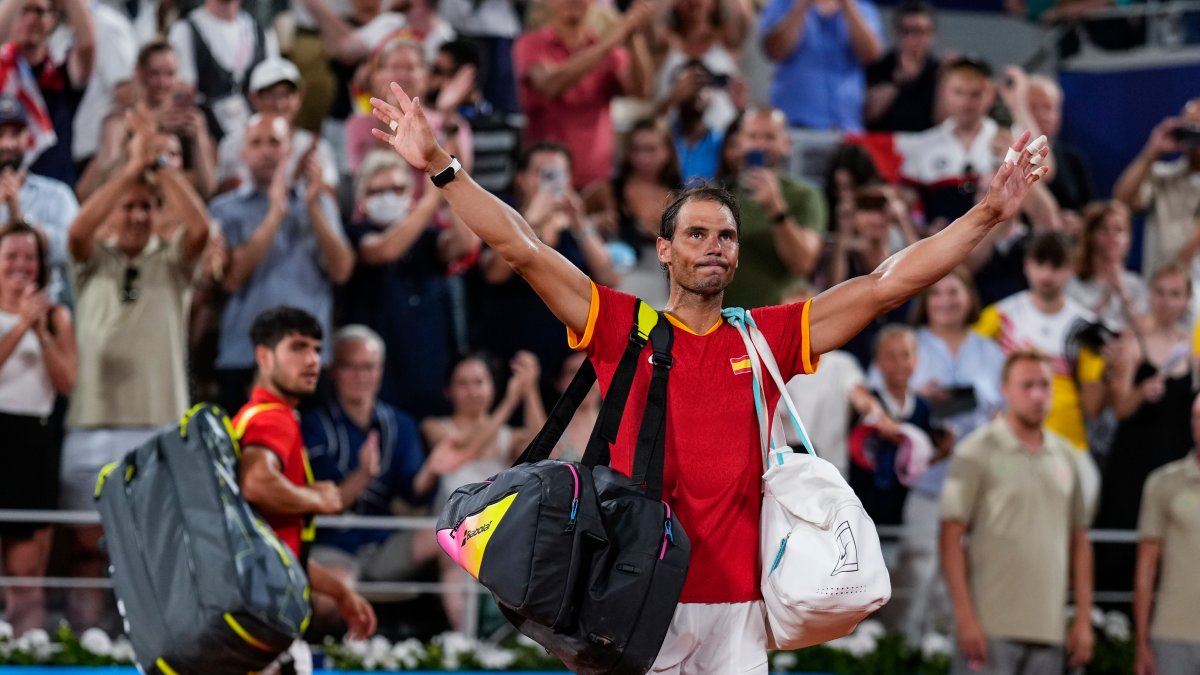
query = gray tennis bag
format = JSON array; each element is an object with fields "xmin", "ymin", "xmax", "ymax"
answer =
[{"xmin": 95, "ymin": 404, "xmax": 311, "ymax": 674}]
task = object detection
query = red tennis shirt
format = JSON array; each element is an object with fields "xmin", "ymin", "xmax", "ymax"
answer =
[
  {"xmin": 233, "ymin": 387, "xmax": 312, "ymax": 559},
  {"xmin": 569, "ymin": 283, "xmax": 818, "ymax": 603}
]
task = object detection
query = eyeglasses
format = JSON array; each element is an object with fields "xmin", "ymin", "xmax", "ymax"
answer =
[
  {"xmin": 122, "ymin": 266, "xmax": 140, "ymax": 304},
  {"xmin": 21, "ymin": 5, "xmax": 51, "ymax": 17}
]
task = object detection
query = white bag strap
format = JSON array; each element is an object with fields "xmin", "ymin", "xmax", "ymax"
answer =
[
  {"xmin": 743, "ymin": 312, "xmax": 816, "ymax": 459},
  {"xmin": 722, "ymin": 308, "xmax": 817, "ymax": 469},
  {"xmin": 726, "ymin": 309, "xmax": 772, "ymax": 469}
]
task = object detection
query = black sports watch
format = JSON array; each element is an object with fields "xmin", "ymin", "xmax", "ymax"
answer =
[{"xmin": 430, "ymin": 156, "xmax": 462, "ymax": 188}]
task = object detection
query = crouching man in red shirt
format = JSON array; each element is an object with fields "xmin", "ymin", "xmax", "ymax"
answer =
[{"xmin": 234, "ymin": 306, "xmax": 377, "ymax": 673}]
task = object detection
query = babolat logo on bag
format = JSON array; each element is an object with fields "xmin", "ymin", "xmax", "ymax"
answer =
[
  {"xmin": 438, "ymin": 493, "xmax": 518, "ymax": 579},
  {"xmin": 462, "ymin": 523, "xmax": 491, "ymax": 544}
]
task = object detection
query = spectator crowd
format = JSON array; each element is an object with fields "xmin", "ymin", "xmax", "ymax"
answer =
[{"xmin": 0, "ymin": 0, "xmax": 1198, "ymax": 671}]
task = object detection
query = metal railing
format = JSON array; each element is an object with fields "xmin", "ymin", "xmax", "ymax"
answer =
[{"xmin": 0, "ymin": 510, "xmax": 1145, "ymax": 636}]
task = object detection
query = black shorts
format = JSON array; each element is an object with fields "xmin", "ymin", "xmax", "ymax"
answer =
[{"xmin": 0, "ymin": 410, "xmax": 60, "ymax": 539}]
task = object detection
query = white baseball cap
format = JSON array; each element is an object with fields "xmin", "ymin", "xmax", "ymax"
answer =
[{"xmin": 249, "ymin": 58, "xmax": 302, "ymax": 93}]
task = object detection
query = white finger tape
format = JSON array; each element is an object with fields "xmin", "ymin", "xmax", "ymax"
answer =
[
  {"xmin": 1004, "ymin": 148, "xmax": 1021, "ymax": 164},
  {"xmin": 1033, "ymin": 166, "xmax": 1049, "ymax": 178},
  {"xmin": 1030, "ymin": 153, "xmax": 1044, "ymax": 165},
  {"xmin": 389, "ymin": 120, "xmax": 399, "ymax": 132},
  {"xmin": 1028, "ymin": 135, "xmax": 1049, "ymax": 153}
]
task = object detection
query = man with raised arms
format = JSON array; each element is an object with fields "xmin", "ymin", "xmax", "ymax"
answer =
[{"xmin": 369, "ymin": 82, "xmax": 1049, "ymax": 674}]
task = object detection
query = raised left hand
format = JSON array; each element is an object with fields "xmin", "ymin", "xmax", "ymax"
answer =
[{"xmin": 978, "ymin": 130, "xmax": 1049, "ymax": 224}]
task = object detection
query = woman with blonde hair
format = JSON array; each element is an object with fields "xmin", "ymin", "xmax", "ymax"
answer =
[{"xmin": 345, "ymin": 38, "xmax": 472, "ymax": 174}]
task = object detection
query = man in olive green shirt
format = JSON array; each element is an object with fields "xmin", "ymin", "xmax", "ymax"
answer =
[
  {"xmin": 1134, "ymin": 395, "xmax": 1200, "ymax": 675},
  {"xmin": 722, "ymin": 106, "xmax": 825, "ymax": 309},
  {"xmin": 940, "ymin": 349, "xmax": 1093, "ymax": 675}
]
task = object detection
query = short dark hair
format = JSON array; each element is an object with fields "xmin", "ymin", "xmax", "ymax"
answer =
[
  {"xmin": 943, "ymin": 55, "xmax": 993, "ymax": 80},
  {"xmin": 445, "ymin": 351, "xmax": 497, "ymax": 388},
  {"xmin": 438, "ymin": 39, "xmax": 481, "ymax": 72},
  {"xmin": 517, "ymin": 141, "xmax": 572, "ymax": 174},
  {"xmin": 1025, "ymin": 230, "xmax": 1072, "ymax": 268},
  {"xmin": 0, "ymin": 222, "xmax": 49, "ymax": 290},
  {"xmin": 660, "ymin": 185, "xmax": 741, "ymax": 241},
  {"xmin": 136, "ymin": 39, "xmax": 174, "ymax": 71},
  {"xmin": 894, "ymin": 1, "xmax": 935, "ymax": 27},
  {"xmin": 249, "ymin": 306, "xmax": 323, "ymax": 349}
]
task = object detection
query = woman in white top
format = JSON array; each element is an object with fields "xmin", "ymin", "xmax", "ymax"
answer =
[
  {"xmin": 1066, "ymin": 200, "xmax": 1148, "ymax": 331},
  {"xmin": 653, "ymin": 0, "xmax": 752, "ymax": 132},
  {"xmin": 421, "ymin": 349, "xmax": 545, "ymax": 629},
  {"xmin": 0, "ymin": 223, "xmax": 76, "ymax": 636}
]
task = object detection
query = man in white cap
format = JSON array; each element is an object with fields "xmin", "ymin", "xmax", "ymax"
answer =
[{"xmin": 215, "ymin": 57, "xmax": 339, "ymax": 194}]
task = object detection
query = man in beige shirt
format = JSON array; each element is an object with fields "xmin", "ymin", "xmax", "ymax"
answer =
[
  {"xmin": 1113, "ymin": 98, "xmax": 1200, "ymax": 285},
  {"xmin": 940, "ymin": 349, "xmax": 1094, "ymax": 675},
  {"xmin": 61, "ymin": 114, "xmax": 210, "ymax": 629},
  {"xmin": 1134, "ymin": 395, "xmax": 1200, "ymax": 675}
]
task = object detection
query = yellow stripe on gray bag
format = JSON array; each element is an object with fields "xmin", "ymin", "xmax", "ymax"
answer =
[
  {"xmin": 224, "ymin": 612, "xmax": 272, "ymax": 651},
  {"xmin": 155, "ymin": 658, "xmax": 180, "ymax": 675},
  {"xmin": 93, "ymin": 461, "xmax": 120, "ymax": 498}
]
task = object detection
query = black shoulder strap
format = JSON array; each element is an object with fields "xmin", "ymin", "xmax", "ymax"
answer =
[
  {"xmin": 513, "ymin": 355, "xmax": 599, "ymax": 466},
  {"xmin": 513, "ymin": 299, "xmax": 652, "ymax": 467},
  {"xmin": 630, "ymin": 317, "xmax": 672, "ymax": 501}
]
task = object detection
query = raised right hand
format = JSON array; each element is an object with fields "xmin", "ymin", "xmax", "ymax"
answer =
[
  {"xmin": 1145, "ymin": 117, "xmax": 1183, "ymax": 158},
  {"xmin": 370, "ymin": 82, "xmax": 446, "ymax": 173}
]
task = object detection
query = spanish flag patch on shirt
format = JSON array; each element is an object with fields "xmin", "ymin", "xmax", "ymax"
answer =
[{"xmin": 730, "ymin": 355, "xmax": 752, "ymax": 375}]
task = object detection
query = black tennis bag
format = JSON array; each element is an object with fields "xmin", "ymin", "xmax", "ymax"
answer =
[
  {"xmin": 436, "ymin": 301, "xmax": 690, "ymax": 674},
  {"xmin": 95, "ymin": 404, "xmax": 311, "ymax": 674}
]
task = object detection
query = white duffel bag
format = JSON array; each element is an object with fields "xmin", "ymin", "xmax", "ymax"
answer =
[{"xmin": 724, "ymin": 308, "xmax": 891, "ymax": 650}]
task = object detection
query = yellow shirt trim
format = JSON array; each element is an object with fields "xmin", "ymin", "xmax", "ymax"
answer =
[
  {"xmin": 800, "ymin": 299, "xmax": 818, "ymax": 374},
  {"xmin": 566, "ymin": 281, "xmax": 601, "ymax": 351},
  {"xmin": 664, "ymin": 312, "xmax": 722, "ymax": 336}
]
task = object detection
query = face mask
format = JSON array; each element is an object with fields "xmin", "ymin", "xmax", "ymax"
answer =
[{"xmin": 364, "ymin": 192, "xmax": 412, "ymax": 227}]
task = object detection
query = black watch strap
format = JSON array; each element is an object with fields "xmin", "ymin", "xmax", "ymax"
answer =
[{"xmin": 430, "ymin": 156, "xmax": 462, "ymax": 188}]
